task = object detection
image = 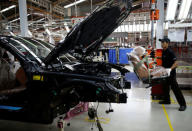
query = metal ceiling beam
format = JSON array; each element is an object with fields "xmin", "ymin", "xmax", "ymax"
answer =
[
  {"xmin": 10, "ymin": 0, "xmax": 65, "ymax": 16},
  {"xmin": 53, "ymin": 5, "xmax": 65, "ymax": 15},
  {"xmin": 53, "ymin": 0, "xmax": 68, "ymax": 6},
  {"xmin": 7, "ymin": 13, "xmax": 19, "ymax": 20},
  {"xmin": 133, "ymin": 0, "xmax": 149, "ymax": 6},
  {"xmin": 131, "ymin": 9, "xmax": 150, "ymax": 13},
  {"xmin": 169, "ymin": 23, "xmax": 192, "ymax": 28},
  {"xmin": 28, "ymin": 0, "xmax": 65, "ymax": 15},
  {"xmin": 10, "ymin": 0, "xmax": 64, "ymax": 19},
  {"xmin": 109, "ymin": 32, "xmax": 129, "ymax": 38},
  {"xmin": 94, "ymin": 0, "xmax": 149, "ymax": 6},
  {"xmin": 0, "ymin": 2, "xmax": 15, "ymax": 7},
  {"xmin": 27, "ymin": 5, "xmax": 64, "ymax": 19}
]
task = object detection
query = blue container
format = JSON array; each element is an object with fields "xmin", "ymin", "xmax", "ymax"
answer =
[
  {"xmin": 109, "ymin": 49, "xmax": 117, "ymax": 64},
  {"xmin": 119, "ymin": 48, "xmax": 133, "ymax": 64}
]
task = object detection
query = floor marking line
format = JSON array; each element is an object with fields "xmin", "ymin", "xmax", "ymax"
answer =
[
  {"xmin": 84, "ymin": 117, "xmax": 110, "ymax": 124},
  {"xmin": 162, "ymin": 104, "xmax": 174, "ymax": 131},
  {"xmin": 170, "ymin": 97, "xmax": 176, "ymax": 103}
]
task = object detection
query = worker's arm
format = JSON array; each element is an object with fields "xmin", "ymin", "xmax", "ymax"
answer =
[{"xmin": 171, "ymin": 61, "xmax": 178, "ymax": 70}]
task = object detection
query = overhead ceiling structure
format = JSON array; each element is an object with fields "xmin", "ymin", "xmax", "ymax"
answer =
[
  {"xmin": 166, "ymin": 0, "xmax": 192, "ymax": 21},
  {"xmin": 0, "ymin": 0, "xmax": 107, "ymax": 32},
  {"xmin": 166, "ymin": 0, "xmax": 179, "ymax": 21},
  {"xmin": 0, "ymin": 0, "xmax": 192, "ymax": 42},
  {"xmin": 178, "ymin": 0, "xmax": 192, "ymax": 20}
]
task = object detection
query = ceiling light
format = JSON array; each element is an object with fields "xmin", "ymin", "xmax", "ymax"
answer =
[
  {"xmin": 125, "ymin": 25, "xmax": 129, "ymax": 32},
  {"xmin": 178, "ymin": 0, "xmax": 192, "ymax": 20},
  {"xmin": 29, "ymin": 18, "xmax": 45, "ymax": 26},
  {"xmin": 10, "ymin": 18, "xmax": 20, "ymax": 23},
  {"xmin": 45, "ymin": 29, "xmax": 51, "ymax": 36},
  {"xmin": 121, "ymin": 25, "xmax": 125, "ymax": 32},
  {"xmin": 64, "ymin": 22, "xmax": 70, "ymax": 32},
  {"xmin": 9, "ymin": 14, "xmax": 31, "ymax": 23},
  {"xmin": 166, "ymin": 0, "xmax": 179, "ymax": 21},
  {"xmin": 28, "ymin": 30, "xmax": 33, "ymax": 37},
  {"xmin": 0, "ymin": 5, "xmax": 16, "ymax": 13},
  {"xmin": 33, "ymin": 12, "xmax": 44, "ymax": 17},
  {"xmin": 64, "ymin": 0, "xmax": 87, "ymax": 8},
  {"xmin": 34, "ymin": 28, "xmax": 40, "ymax": 31},
  {"xmin": 10, "ymin": 32, "xmax": 15, "ymax": 36}
]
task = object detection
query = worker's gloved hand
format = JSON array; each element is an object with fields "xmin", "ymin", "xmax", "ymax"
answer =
[{"xmin": 166, "ymin": 68, "xmax": 172, "ymax": 76}]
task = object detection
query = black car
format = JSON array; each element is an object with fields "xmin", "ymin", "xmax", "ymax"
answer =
[{"xmin": 0, "ymin": 0, "xmax": 132, "ymax": 124}]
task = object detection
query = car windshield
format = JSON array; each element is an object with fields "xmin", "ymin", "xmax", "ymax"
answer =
[
  {"xmin": 10, "ymin": 37, "xmax": 77, "ymax": 63},
  {"xmin": 23, "ymin": 38, "xmax": 78, "ymax": 62},
  {"xmin": 14, "ymin": 37, "xmax": 52, "ymax": 60},
  {"xmin": 24, "ymin": 38, "xmax": 55, "ymax": 51}
]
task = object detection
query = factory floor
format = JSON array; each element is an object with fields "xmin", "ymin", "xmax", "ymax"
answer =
[
  {"xmin": 0, "ymin": 85, "xmax": 192, "ymax": 131},
  {"xmin": 0, "ymin": 65, "xmax": 192, "ymax": 131}
]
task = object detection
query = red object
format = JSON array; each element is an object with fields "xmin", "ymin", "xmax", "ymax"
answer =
[
  {"xmin": 151, "ymin": 0, "xmax": 155, "ymax": 3},
  {"xmin": 151, "ymin": 49, "xmax": 163, "ymax": 100},
  {"xmin": 178, "ymin": 46, "xmax": 182, "ymax": 56},
  {"xmin": 146, "ymin": 49, "xmax": 162, "ymax": 68},
  {"xmin": 154, "ymin": 9, "xmax": 159, "ymax": 20},
  {"xmin": 150, "ymin": 9, "xmax": 159, "ymax": 20},
  {"xmin": 151, "ymin": 84, "xmax": 164, "ymax": 100},
  {"xmin": 155, "ymin": 49, "xmax": 162, "ymax": 66},
  {"xmin": 64, "ymin": 102, "xmax": 89, "ymax": 121},
  {"xmin": 151, "ymin": 11, "xmax": 155, "ymax": 20},
  {"xmin": 57, "ymin": 122, "xmax": 64, "ymax": 128}
]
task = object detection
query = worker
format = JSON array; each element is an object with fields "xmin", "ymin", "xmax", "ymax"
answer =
[{"xmin": 159, "ymin": 37, "xmax": 186, "ymax": 111}]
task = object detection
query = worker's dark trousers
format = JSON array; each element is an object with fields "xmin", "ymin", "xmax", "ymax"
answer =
[{"xmin": 162, "ymin": 70, "xmax": 186, "ymax": 106}]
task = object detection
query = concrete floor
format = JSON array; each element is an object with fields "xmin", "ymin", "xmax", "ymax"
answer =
[
  {"xmin": 0, "ymin": 66, "xmax": 191, "ymax": 131},
  {"xmin": 0, "ymin": 87, "xmax": 192, "ymax": 131}
]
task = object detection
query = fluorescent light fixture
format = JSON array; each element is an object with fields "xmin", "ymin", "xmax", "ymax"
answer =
[
  {"xmin": 34, "ymin": 28, "xmax": 40, "ymax": 31},
  {"xmin": 164, "ymin": 22, "xmax": 169, "ymax": 30},
  {"xmin": 129, "ymin": 25, "xmax": 132, "ymax": 32},
  {"xmin": 10, "ymin": 17, "xmax": 20, "ymax": 23},
  {"xmin": 178, "ymin": 0, "xmax": 192, "ymax": 20},
  {"xmin": 166, "ymin": 0, "xmax": 179, "ymax": 21},
  {"xmin": 9, "ymin": 14, "xmax": 30, "ymax": 23},
  {"xmin": 0, "ymin": 5, "xmax": 16, "ymax": 13},
  {"xmin": 118, "ymin": 26, "xmax": 121, "ymax": 32},
  {"xmin": 28, "ymin": 30, "xmax": 33, "ymax": 37},
  {"xmin": 121, "ymin": 25, "xmax": 125, "ymax": 32},
  {"xmin": 29, "ymin": 18, "xmax": 45, "ymax": 26},
  {"xmin": 33, "ymin": 12, "xmax": 44, "ymax": 16},
  {"xmin": 125, "ymin": 25, "xmax": 128, "ymax": 32},
  {"xmin": 45, "ymin": 29, "xmax": 51, "ymax": 36},
  {"xmin": 52, "ymin": 27, "xmax": 59, "ymax": 30},
  {"xmin": 10, "ymin": 32, "xmax": 15, "ymax": 36},
  {"xmin": 64, "ymin": 22, "xmax": 70, "ymax": 32},
  {"xmin": 64, "ymin": 0, "xmax": 87, "ymax": 8}
]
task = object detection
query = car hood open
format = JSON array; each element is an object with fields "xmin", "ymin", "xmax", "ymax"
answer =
[{"xmin": 44, "ymin": 0, "xmax": 132, "ymax": 65}]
